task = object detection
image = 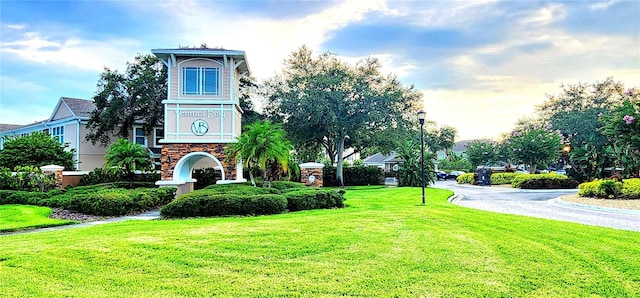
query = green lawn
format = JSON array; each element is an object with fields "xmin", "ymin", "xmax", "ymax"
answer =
[
  {"xmin": 1, "ymin": 187, "xmax": 639, "ymax": 297},
  {"xmin": 0, "ymin": 204, "xmax": 76, "ymax": 233}
]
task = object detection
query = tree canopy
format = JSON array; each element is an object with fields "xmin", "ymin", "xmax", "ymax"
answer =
[
  {"xmin": 263, "ymin": 46, "xmax": 422, "ymax": 186},
  {"xmin": 0, "ymin": 132, "xmax": 75, "ymax": 170},
  {"xmin": 86, "ymin": 54, "xmax": 167, "ymax": 146}
]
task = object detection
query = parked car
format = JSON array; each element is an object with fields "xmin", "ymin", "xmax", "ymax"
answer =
[
  {"xmin": 436, "ymin": 171, "xmax": 448, "ymax": 180},
  {"xmin": 447, "ymin": 171, "xmax": 466, "ymax": 179}
]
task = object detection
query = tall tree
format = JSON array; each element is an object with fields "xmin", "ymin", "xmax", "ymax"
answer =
[
  {"xmin": 239, "ymin": 76, "xmax": 264, "ymax": 129},
  {"xmin": 0, "ymin": 131, "xmax": 75, "ymax": 170},
  {"xmin": 104, "ymin": 138, "xmax": 152, "ymax": 186},
  {"xmin": 263, "ymin": 46, "xmax": 422, "ymax": 186},
  {"xmin": 86, "ymin": 54, "xmax": 167, "ymax": 146},
  {"xmin": 505, "ymin": 123, "xmax": 563, "ymax": 173},
  {"xmin": 225, "ymin": 121, "xmax": 293, "ymax": 187}
]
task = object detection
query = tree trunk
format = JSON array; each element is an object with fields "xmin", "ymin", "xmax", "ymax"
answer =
[
  {"xmin": 248, "ymin": 166, "xmax": 256, "ymax": 187},
  {"xmin": 336, "ymin": 133, "xmax": 346, "ymax": 187}
]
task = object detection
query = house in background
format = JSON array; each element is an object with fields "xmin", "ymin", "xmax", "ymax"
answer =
[
  {"xmin": 363, "ymin": 151, "xmax": 402, "ymax": 173},
  {"xmin": 0, "ymin": 97, "xmax": 163, "ymax": 171}
]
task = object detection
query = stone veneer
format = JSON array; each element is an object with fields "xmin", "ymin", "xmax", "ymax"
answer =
[
  {"xmin": 160, "ymin": 143, "xmax": 236, "ymax": 181},
  {"xmin": 299, "ymin": 162, "xmax": 325, "ymax": 187}
]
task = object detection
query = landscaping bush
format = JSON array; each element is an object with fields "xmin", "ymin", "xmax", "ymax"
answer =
[
  {"xmin": 204, "ymin": 183, "xmax": 280, "ymax": 195},
  {"xmin": 621, "ymin": 178, "xmax": 640, "ymax": 200},
  {"xmin": 0, "ymin": 190, "xmax": 48, "ymax": 205},
  {"xmin": 2, "ymin": 183, "xmax": 177, "ymax": 216},
  {"xmin": 579, "ymin": 178, "xmax": 640, "ymax": 200},
  {"xmin": 283, "ymin": 189, "xmax": 346, "ymax": 212},
  {"xmin": 79, "ymin": 168, "xmax": 160, "ymax": 186},
  {"xmin": 160, "ymin": 190, "xmax": 287, "ymax": 218},
  {"xmin": 323, "ymin": 166, "xmax": 384, "ymax": 186},
  {"xmin": 512, "ymin": 173, "xmax": 578, "ymax": 189},
  {"xmin": 254, "ymin": 180, "xmax": 307, "ymax": 191},
  {"xmin": 491, "ymin": 173, "xmax": 524, "ymax": 185},
  {"xmin": 456, "ymin": 173, "xmax": 475, "ymax": 184}
]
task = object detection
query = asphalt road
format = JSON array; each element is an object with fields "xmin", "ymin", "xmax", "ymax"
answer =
[{"xmin": 434, "ymin": 179, "xmax": 640, "ymax": 232}]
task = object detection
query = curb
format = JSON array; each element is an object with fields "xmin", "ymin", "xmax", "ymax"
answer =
[
  {"xmin": 551, "ymin": 198, "xmax": 640, "ymax": 216},
  {"xmin": 453, "ymin": 183, "xmax": 579, "ymax": 193}
]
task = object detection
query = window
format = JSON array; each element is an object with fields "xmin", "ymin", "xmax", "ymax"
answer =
[
  {"xmin": 154, "ymin": 128, "xmax": 164, "ymax": 147},
  {"xmin": 183, "ymin": 67, "xmax": 219, "ymax": 95},
  {"xmin": 134, "ymin": 127, "xmax": 146, "ymax": 146},
  {"xmin": 50, "ymin": 126, "xmax": 64, "ymax": 143}
]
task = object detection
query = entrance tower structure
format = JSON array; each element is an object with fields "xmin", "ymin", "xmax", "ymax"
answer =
[{"xmin": 152, "ymin": 48, "xmax": 249, "ymax": 194}]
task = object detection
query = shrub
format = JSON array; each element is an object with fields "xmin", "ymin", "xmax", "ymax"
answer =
[
  {"xmin": 254, "ymin": 180, "xmax": 307, "ymax": 191},
  {"xmin": 160, "ymin": 190, "xmax": 287, "ymax": 218},
  {"xmin": 323, "ymin": 166, "xmax": 384, "ymax": 186},
  {"xmin": 579, "ymin": 179, "xmax": 639, "ymax": 200},
  {"xmin": 621, "ymin": 178, "xmax": 640, "ymax": 200},
  {"xmin": 491, "ymin": 173, "xmax": 524, "ymax": 185},
  {"xmin": 79, "ymin": 168, "xmax": 123, "ymax": 185},
  {"xmin": 283, "ymin": 189, "xmax": 346, "ymax": 212},
  {"xmin": 204, "ymin": 183, "xmax": 280, "ymax": 195},
  {"xmin": 456, "ymin": 173, "xmax": 475, "ymax": 184},
  {"xmin": 512, "ymin": 173, "xmax": 578, "ymax": 189},
  {"xmin": 0, "ymin": 190, "xmax": 48, "ymax": 205},
  {"xmin": 80, "ymin": 191, "xmax": 134, "ymax": 216}
]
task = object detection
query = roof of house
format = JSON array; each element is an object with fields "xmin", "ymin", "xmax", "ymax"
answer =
[
  {"xmin": 363, "ymin": 152, "xmax": 399, "ymax": 163},
  {"xmin": 61, "ymin": 97, "xmax": 95, "ymax": 118},
  {"xmin": 0, "ymin": 124, "xmax": 22, "ymax": 132}
]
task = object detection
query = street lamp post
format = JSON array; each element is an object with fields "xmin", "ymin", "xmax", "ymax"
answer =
[{"xmin": 418, "ymin": 109, "xmax": 426, "ymax": 205}]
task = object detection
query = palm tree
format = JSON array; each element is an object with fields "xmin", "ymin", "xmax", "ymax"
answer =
[
  {"xmin": 104, "ymin": 138, "xmax": 152, "ymax": 186},
  {"xmin": 225, "ymin": 121, "xmax": 293, "ymax": 187}
]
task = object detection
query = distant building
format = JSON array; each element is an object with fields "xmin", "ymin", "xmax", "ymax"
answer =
[{"xmin": 0, "ymin": 97, "xmax": 162, "ymax": 171}]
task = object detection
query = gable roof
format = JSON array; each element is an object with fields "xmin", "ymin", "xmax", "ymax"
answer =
[
  {"xmin": 152, "ymin": 47, "xmax": 250, "ymax": 75},
  {"xmin": 61, "ymin": 97, "xmax": 95, "ymax": 118},
  {"xmin": 363, "ymin": 152, "xmax": 399, "ymax": 163}
]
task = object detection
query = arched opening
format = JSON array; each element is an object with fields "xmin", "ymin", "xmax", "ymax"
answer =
[{"xmin": 174, "ymin": 152, "xmax": 226, "ymax": 183}]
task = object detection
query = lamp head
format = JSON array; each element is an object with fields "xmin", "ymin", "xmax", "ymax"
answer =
[{"xmin": 417, "ymin": 109, "xmax": 426, "ymax": 125}]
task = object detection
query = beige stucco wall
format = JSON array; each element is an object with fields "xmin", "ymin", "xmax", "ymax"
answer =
[{"xmin": 51, "ymin": 105, "xmax": 72, "ymax": 121}]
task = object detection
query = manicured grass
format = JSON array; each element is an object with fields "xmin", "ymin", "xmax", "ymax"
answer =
[
  {"xmin": 1, "ymin": 187, "xmax": 639, "ymax": 297},
  {"xmin": 0, "ymin": 204, "xmax": 76, "ymax": 233}
]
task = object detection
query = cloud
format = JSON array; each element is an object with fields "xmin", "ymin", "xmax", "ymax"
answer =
[
  {"xmin": 1, "ymin": 28, "xmax": 143, "ymax": 71},
  {"xmin": 149, "ymin": 0, "xmax": 393, "ymax": 80}
]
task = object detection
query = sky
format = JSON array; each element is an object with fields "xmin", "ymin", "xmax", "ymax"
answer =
[{"xmin": 1, "ymin": 0, "xmax": 638, "ymax": 141}]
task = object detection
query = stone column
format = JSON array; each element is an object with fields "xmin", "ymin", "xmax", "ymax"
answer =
[
  {"xmin": 40, "ymin": 164, "xmax": 65, "ymax": 189},
  {"xmin": 299, "ymin": 162, "xmax": 325, "ymax": 187}
]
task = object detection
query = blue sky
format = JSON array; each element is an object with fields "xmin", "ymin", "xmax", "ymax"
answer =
[{"xmin": 1, "ymin": 0, "xmax": 638, "ymax": 140}]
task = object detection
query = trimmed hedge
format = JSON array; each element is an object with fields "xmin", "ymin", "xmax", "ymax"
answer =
[
  {"xmin": 512, "ymin": 173, "xmax": 578, "ymax": 189},
  {"xmin": 456, "ymin": 173, "xmax": 475, "ymax": 184},
  {"xmin": 161, "ymin": 182, "xmax": 346, "ymax": 218},
  {"xmin": 323, "ymin": 166, "xmax": 384, "ymax": 186},
  {"xmin": 0, "ymin": 184, "xmax": 176, "ymax": 216},
  {"xmin": 283, "ymin": 189, "xmax": 346, "ymax": 212},
  {"xmin": 491, "ymin": 173, "xmax": 525, "ymax": 185},
  {"xmin": 579, "ymin": 178, "xmax": 640, "ymax": 200},
  {"xmin": 160, "ymin": 191, "xmax": 288, "ymax": 217}
]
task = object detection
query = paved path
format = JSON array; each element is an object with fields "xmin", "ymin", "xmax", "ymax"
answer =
[{"xmin": 435, "ymin": 180, "xmax": 640, "ymax": 232}]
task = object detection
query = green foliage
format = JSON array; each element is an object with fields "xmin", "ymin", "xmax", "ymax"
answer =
[
  {"xmin": 225, "ymin": 121, "xmax": 293, "ymax": 186},
  {"xmin": 464, "ymin": 140, "xmax": 501, "ymax": 168},
  {"xmin": 79, "ymin": 167, "xmax": 124, "ymax": 185},
  {"xmin": 567, "ymin": 143, "xmax": 615, "ymax": 182},
  {"xmin": 0, "ymin": 131, "xmax": 75, "ymax": 170},
  {"xmin": 511, "ymin": 173, "xmax": 577, "ymax": 189},
  {"xmin": 456, "ymin": 173, "xmax": 475, "ymax": 184},
  {"xmin": 1, "ymin": 183, "xmax": 175, "ymax": 216},
  {"xmin": 395, "ymin": 140, "xmax": 435, "ymax": 187},
  {"xmin": 104, "ymin": 138, "xmax": 153, "ymax": 185},
  {"xmin": 203, "ymin": 183, "xmax": 281, "ymax": 195},
  {"xmin": 505, "ymin": 122, "xmax": 563, "ymax": 173},
  {"xmin": 160, "ymin": 191, "xmax": 288, "ymax": 218},
  {"xmin": 85, "ymin": 54, "xmax": 167, "ymax": 146},
  {"xmin": 323, "ymin": 166, "xmax": 384, "ymax": 186},
  {"xmin": 263, "ymin": 46, "xmax": 422, "ymax": 186},
  {"xmin": 0, "ymin": 166, "xmax": 55, "ymax": 192},
  {"xmin": 438, "ymin": 152, "xmax": 472, "ymax": 172},
  {"xmin": 191, "ymin": 168, "xmax": 221, "ymax": 190},
  {"xmin": 579, "ymin": 178, "xmax": 640, "ymax": 200},
  {"xmin": 283, "ymin": 189, "xmax": 346, "ymax": 212},
  {"xmin": 490, "ymin": 173, "xmax": 525, "ymax": 185}
]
